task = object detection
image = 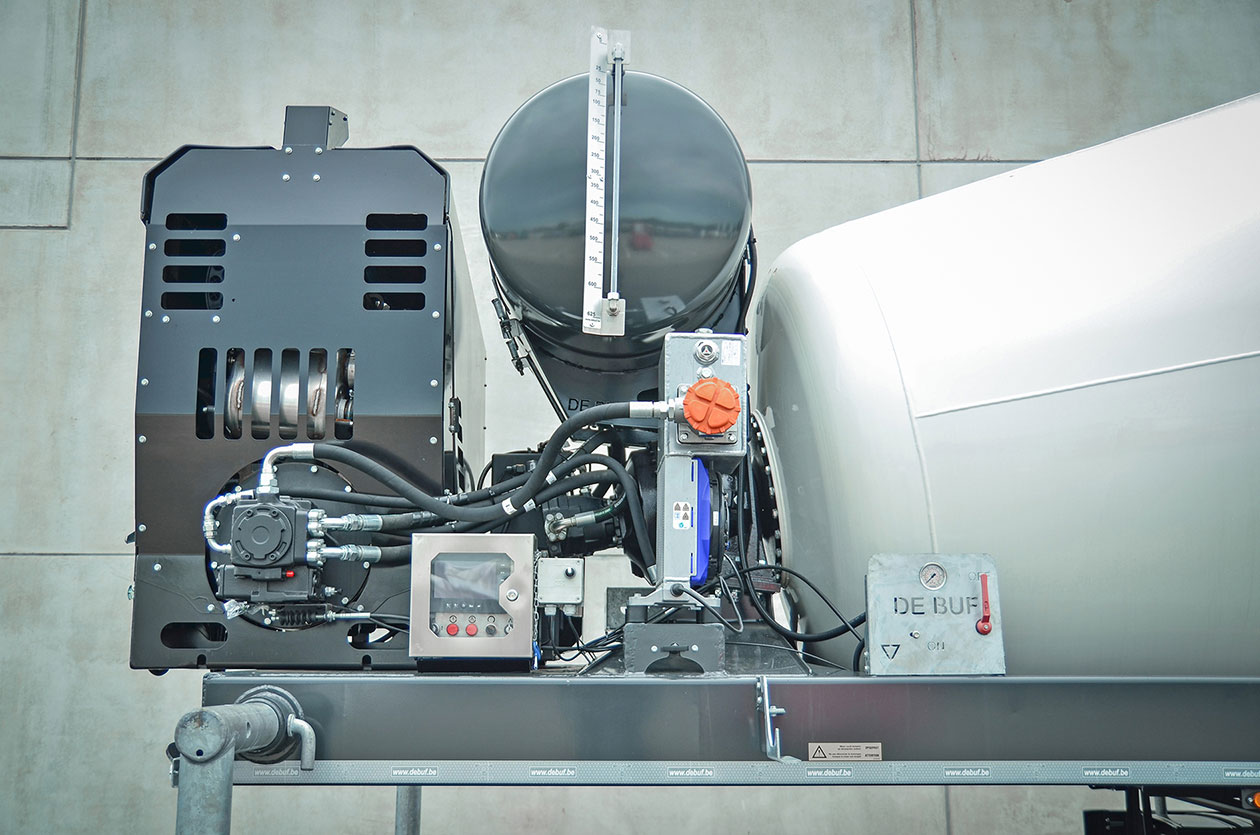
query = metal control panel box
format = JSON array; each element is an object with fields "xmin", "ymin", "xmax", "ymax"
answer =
[
  {"xmin": 866, "ymin": 553, "xmax": 1006, "ymax": 676},
  {"xmin": 409, "ymin": 533, "xmax": 536, "ymax": 661}
]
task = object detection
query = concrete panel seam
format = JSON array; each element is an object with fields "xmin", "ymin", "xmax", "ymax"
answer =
[
  {"xmin": 910, "ymin": 0, "xmax": 923, "ymax": 200},
  {"xmin": 65, "ymin": 0, "xmax": 87, "ymax": 229},
  {"xmin": 915, "ymin": 349, "xmax": 1260, "ymax": 419}
]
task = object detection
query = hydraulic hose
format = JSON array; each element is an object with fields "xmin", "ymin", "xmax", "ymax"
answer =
[{"xmin": 310, "ymin": 444, "xmax": 508, "ymax": 523}]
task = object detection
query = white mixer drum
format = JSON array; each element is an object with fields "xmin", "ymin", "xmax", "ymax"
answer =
[{"xmin": 753, "ymin": 93, "xmax": 1260, "ymax": 675}]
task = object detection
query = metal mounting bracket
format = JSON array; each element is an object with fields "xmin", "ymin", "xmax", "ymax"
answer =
[{"xmin": 756, "ymin": 676, "xmax": 797, "ymax": 762}]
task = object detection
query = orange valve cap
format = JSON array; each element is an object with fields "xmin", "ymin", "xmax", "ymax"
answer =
[{"xmin": 683, "ymin": 378, "xmax": 742, "ymax": 436}]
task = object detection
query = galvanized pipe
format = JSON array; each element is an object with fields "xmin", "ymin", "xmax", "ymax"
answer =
[
  {"xmin": 394, "ymin": 785, "xmax": 423, "ymax": 834},
  {"xmin": 174, "ymin": 702, "xmax": 283, "ymax": 835}
]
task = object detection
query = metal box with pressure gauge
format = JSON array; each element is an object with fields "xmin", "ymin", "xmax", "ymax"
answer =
[{"xmin": 865, "ymin": 553, "xmax": 1006, "ymax": 676}]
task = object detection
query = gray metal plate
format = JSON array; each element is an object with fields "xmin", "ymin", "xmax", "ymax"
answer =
[{"xmin": 867, "ymin": 553, "xmax": 1006, "ymax": 675}]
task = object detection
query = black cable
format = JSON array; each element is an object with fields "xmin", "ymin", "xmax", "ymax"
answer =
[
  {"xmin": 726, "ymin": 641, "xmax": 847, "ymax": 671},
  {"xmin": 283, "ymin": 487, "xmax": 420, "ymax": 510},
  {"xmin": 734, "ymin": 563, "xmax": 866, "ymax": 643},
  {"xmin": 476, "ymin": 459, "xmax": 494, "ymax": 490},
  {"xmin": 510, "ymin": 401, "xmax": 636, "ymax": 512},
  {"xmin": 680, "ymin": 586, "xmax": 743, "ymax": 633},
  {"xmin": 1172, "ymin": 797, "xmax": 1260, "ymax": 825},
  {"xmin": 735, "ymin": 229, "xmax": 758, "ymax": 334},
  {"xmin": 310, "ymin": 443, "xmax": 508, "ymax": 523},
  {"xmin": 851, "ymin": 638, "xmax": 866, "ymax": 674},
  {"xmin": 309, "ymin": 401, "xmax": 638, "ymax": 524}
]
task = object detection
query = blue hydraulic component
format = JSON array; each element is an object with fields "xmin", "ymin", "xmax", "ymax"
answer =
[{"xmin": 693, "ymin": 458, "xmax": 711, "ymax": 586}]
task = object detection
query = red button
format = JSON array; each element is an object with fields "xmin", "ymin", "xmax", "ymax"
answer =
[
  {"xmin": 446, "ymin": 623, "xmax": 459, "ymax": 636},
  {"xmin": 465, "ymin": 623, "xmax": 478, "ymax": 636}
]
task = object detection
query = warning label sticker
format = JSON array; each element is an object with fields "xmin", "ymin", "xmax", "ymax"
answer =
[
  {"xmin": 672, "ymin": 501, "xmax": 692, "ymax": 529},
  {"xmin": 808, "ymin": 742, "xmax": 883, "ymax": 762}
]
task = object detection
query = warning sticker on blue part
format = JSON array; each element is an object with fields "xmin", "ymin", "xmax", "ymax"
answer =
[{"xmin": 672, "ymin": 501, "xmax": 692, "ymax": 529}]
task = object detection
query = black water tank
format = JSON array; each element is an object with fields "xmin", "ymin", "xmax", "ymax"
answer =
[{"xmin": 480, "ymin": 72, "xmax": 752, "ymax": 372}]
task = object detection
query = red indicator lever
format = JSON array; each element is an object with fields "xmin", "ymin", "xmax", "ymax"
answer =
[{"xmin": 976, "ymin": 573, "xmax": 993, "ymax": 635}]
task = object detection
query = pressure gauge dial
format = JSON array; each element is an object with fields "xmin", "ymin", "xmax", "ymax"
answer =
[{"xmin": 919, "ymin": 562, "xmax": 947, "ymax": 591}]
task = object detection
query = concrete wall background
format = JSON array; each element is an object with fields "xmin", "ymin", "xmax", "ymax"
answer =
[{"xmin": 1, "ymin": 1, "xmax": 1258, "ymax": 832}]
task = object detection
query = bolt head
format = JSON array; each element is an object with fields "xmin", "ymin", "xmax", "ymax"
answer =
[
  {"xmin": 144, "ymin": 309, "xmax": 153, "ymax": 318},
  {"xmin": 153, "ymin": 563, "xmax": 162, "ymax": 571},
  {"xmin": 691, "ymin": 644, "xmax": 699, "ymax": 652},
  {"xmin": 312, "ymin": 173, "xmax": 320, "ymax": 182},
  {"xmin": 140, "ymin": 378, "xmax": 149, "ymax": 386},
  {"xmin": 431, "ymin": 310, "xmax": 440, "ymax": 319},
  {"xmin": 651, "ymin": 645, "xmax": 659, "ymax": 653},
  {"xmin": 148, "ymin": 242, "xmax": 156, "ymax": 251},
  {"xmin": 137, "ymin": 523, "xmax": 147, "ymax": 532},
  {"xmin": 434, "ymin": 243, "xmax": 442, "ymax": 251},
  {"xmin": 429, "ymin": 379, "xmax": 438, "ymax": 388},
  {"xmin": 429, "ymin": 436, "xmax": 438, "ymax": 445},
  {"xmin": 564, "ymin": 567, "xmax": 575, "ymax": 578},
  {"xmin": 211, "ymin": 315, "xmax": 221, "ymax": 324},
  {"xmin": 341, "ymin": 597, "xmax": 350, "ymax": 605},
  {"xmin": 315, "ymin": 147, "xmax": 323, "ymax": 155},
  {"xmin": 506, "ymin": 589, "xmax": 519, "ymax": 601},
  {"xmin": 232, "ymin": 233, "xmax": 241, "ymax": 242},
  {"xmin": 137, "ymin": 435, "xmax": 147, "ymax": 443},
  {"xmin": 161, "ymin": 315, "xmax": 170, "ymax": 323},
  {"xmin": 206, "ymin": 604, "xmax": 215, "ymax": 613},
  {"xmin": 282, "ymin": 173, "xmax": 291, "ymax": 182},
  {"xmin": 284, "ymin": 146, "xmax": 293, "ymax": 155}
]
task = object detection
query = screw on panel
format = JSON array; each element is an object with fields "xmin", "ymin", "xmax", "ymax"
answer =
[
  {"xmin": 506, "ymin": 589, "xmax": 519, "ymax": 602},
  {"xmin": 315, "ymin": 147, "xmax": 323, "ymax": 155},
  {"xmin": 434, "ymin": 243, "xmax": 442, "ymax": 252},
  {"xmin": 138, "ymin": 524, "xmax": 147, "ymax": 532},
  {"xmin": 429, "ymin": 437, "xmax": 437, "ymax": 445},
  {"xmin": 651, "ymin": 645, "xmax": 659, "ymax": 653},
  {"xmin": 144, "ymin": 310, "xmax": 153, "ymax": 318},
  {"xmin": 309, "ymin": 465, "xmax": 319, "ymax": 473},
  {"xmin": 153, "ymin": 563, "xmax": 163, "ymax": 571},
  {"xmin": 232, "ymin": 233, "xmax": 241, "ymax": 242},
  {"xmin": 312, "ymin": 174, "xmax": 320, "ymax": 182},
  {"xmin": 282, "ymin": 173, "xmax": 291, "ymax": 182},
  {"xmin": 162, "ymin": 315, "xmax": 170, "ymax": 323},
  {"xmin": 431, "ymin": 311, "xmax": 440, "ymax": 319},
  {"xmin": 138, "ymin": 435, "xmax": 147, "ymax": 443},
  {"xmin": 148, "ymin": 242, "xmax": 156, "ymax": 251},
  {"xmin": 284, "ymin": 147, "xmax": 293, "ymax": 155},
  {"xmin": 206, "ymin": 604, "xmax": 215, "ymax": 613},
  {"xmin": 341, "ymin": 597, "xmax": 350, "ymax": 605},
  {"xmin": 211, "ymin": 315, "xmax": 221, "ymax": 324},
  {"xmin": 140, "ymin": 378, "xmax": 149, "ymax": 386},
  {"xmin": 429, "ymin": 379, "xmax": 438, "ymax": 388}
]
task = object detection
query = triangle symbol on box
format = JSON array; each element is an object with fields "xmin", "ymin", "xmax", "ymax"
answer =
[
  {"xmin": 882, "ymin": 644, "xmax": 900, "ymax": 660},
  {"xmin": 812, "ymin": 746, "xmax": 827, "ymax": 760}
]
